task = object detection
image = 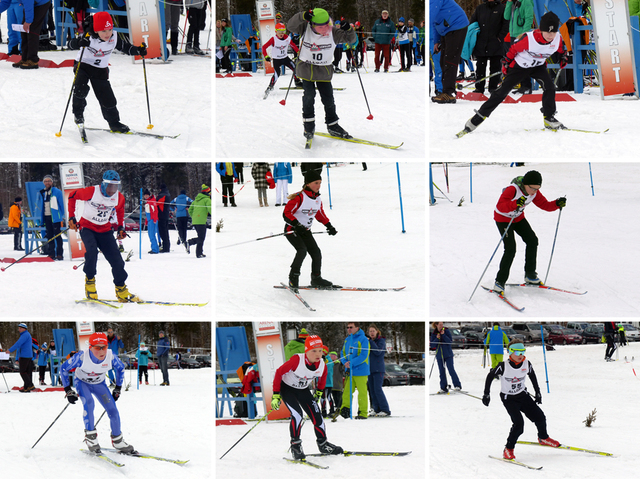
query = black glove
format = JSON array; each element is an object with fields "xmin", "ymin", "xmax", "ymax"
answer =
[
  {"xmin": 516, "ymin": 196, "xmax": 526, "ymax": 207},
  {"xmin": 303, "ymin": 10, "xmax": 314, "ymax": 22},
  {"xmin": 482, "ymin": 394, "xmax": 490, "ymax": 407},
  {"xmin": 535, "ymin": 391, "xmax": 542, "ymax": 404},
  {"xmin": 264, "ymin": 55, "xmax": 271, "ymax": 62},
  {"xmin": 136, "ymin": 43, "xmax": 148, "ymax": 57},
  {"xmin": 326, "ymin": 223, "xmax": 337, "ymax": 236},
  {"xmin": 117, "ymin": 226, "xmax": 127, "ymax": 240},
  {"xmin": 68, "ymin": 216, "xmax": 78, "ymax": 231},
  {"xmin": 292, "ymin": 221, "xmax": 307, "ymax": 236},
  {"xmin": 78, "ymin": 35, "xmax": 91, "ymax": 48},
  {"xmin": 65, "ymin": 386, "xmax": 78, "ymax": 404},
  {"xmin": 560, "ymin": 52, "xmax": 569, "ymax": 69},
  {"xmin": 340, "ymin": 20, "xmax": 350, "ymax": 31},
  {"xmin": 113, "ymin": 385, "xmax": 122, "ymax": 401},
  {"xmin": 556, "ymin": 197, "xmax": 566, "ymax": 208}
]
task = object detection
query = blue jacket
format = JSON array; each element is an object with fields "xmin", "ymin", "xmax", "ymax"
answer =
[
  {"xmin": 430, "ymin": 328, "xmax": 454, "ymax": 360},
  {"xmin": 107, "ymin": 334, "xmax": 124, "ymax": 356},
  {"xmin": 461, "ymin": 22, "xmax": 480, "ymax": 61},
  {"xmin": 37, "ymin": 186, "xmax": 65, "ymax": 224},
  {"xmin": 485, "ymin": 326, "xmax": 509, "ymax": 354},
  {"xmin": 273, "ymin": 163, "xmax": 293, "ymax": 183},
  {"xmin": 136, "ymin": 347, "xmax": 151, "ymax": 367},
  {"xmin": 9, "ymin": 330, "xmax": 33, "ymax": 358},
  {"xmin": 171, "ymin": 194, "xmax": 193, "ymax": 218},
  {"xmin": 368, "ymin": 336, "xmax": 386, "ymax": 373},
  {"xmin": 430, "ymin": 0, "xmax": 470, "ymax": 44},
  {"xmin": 157, "ymin": 337, "xmax": 170, "ymax": 357},
  {"xmin": 21, "ymin": 0, "xmax": 50, "ymax": 24},
  {"xmin": 216, "ymin": 162, "xmax": 238, "ymax": 178},
  {"xmin": 37, "ymin": 349, "xmax": 50, "ymax": 367},
  {"xmin": 340, "ymin": 328, "xmax": 370, "ymax": 377}
]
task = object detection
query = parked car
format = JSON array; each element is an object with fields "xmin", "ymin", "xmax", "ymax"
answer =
[
  {"xmin": 365, "ymin": 36, "xmax": 375, "ymax": 51},
  {"xmin": 404, "ymin": 367, "xmax": 425, "ymax": 385},
  {"xmin": 581, "ymin": 324, "xmax": 604, "ymax": 343},
  {"xmin": 566, "ymin": 322, "xmax": 590, "ymax": 332},
  {"xmin": 118, "ymin": 354, "xmax": 132, "ymax": 369},
  {"xmin": 190, "ymin": 355, "xmax": 212, "ymax": 367},
  {"xmin": 450, "ymin": 328, "xmax": 468, "ymax": 349},
  {"xmin": 620, "ymin": 324, "xmax": 640, "ymax": 342},
  {"xmin": 130, "ymin": 359, "xmax": 159, "ymax": 370},
  {"xmin": 501, "ymin": 327, "xmax": 526, "ymax": 345},
  {"xmin": 511, "ymin": 323, "xmax": 543, "ymax": 342},
  {"xmin": 383, "ymin": 363, "xmax": 409, "ymax": 386},
  {"xmin": 123, "ymin": 218, "xmax": 140, "ymax": 232},
  {"xmin": 462, "ymin": 330, "xmax": 484, "ymax": 348},
  {"xmin": 168, "ymin": 357, "xmax": 202, "ymax": 369},
  {"xmin": 545, "ymin": 328, "xmax": 582, "ymax": 345},
  {"xmin": 0, "ymin": 218, "xmax": 11, "ymax": 235},
  {"xmin": 401, "ymin": 362, "xmax": 425, "ymax": 370}
]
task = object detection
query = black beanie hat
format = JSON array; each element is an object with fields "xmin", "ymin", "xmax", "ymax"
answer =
[
  {"xmin": 15, "ymin": 196, "xmax": 22, "ymax": 202},
  {"xmin": 303, "ymin": 169, "xmax": 322, "ymax": 185},
  {"xmin": 540, "ymin": 12, "xmax": 560, "ymax": 33},
  {"xmin": 523, "ymin": 170, "xmax": 543, "ymax": 186}
]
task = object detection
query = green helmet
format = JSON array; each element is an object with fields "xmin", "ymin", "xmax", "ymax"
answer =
[{"xmin": 312, "ymin": 8, "xmax": 330, "ymax": 25}]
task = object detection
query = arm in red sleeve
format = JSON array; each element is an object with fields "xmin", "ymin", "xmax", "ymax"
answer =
[
  {"xmin": 290, "ymin": 37, "xmax": 299, "ymax": 54},
  {"xmin": 317, "ymin": 363, "xmax": 327, "ymax": 390},
  {"xmin": 283, "ymin": 193, "xmax": 303, "ymax": 227},
  {"xmin": 116, "ymin": 192, "xmax": 125, "ymax": 227},
  {"xmin": 262, "ymin": 36, "xmax": 274, "ymax": 57},
  {"xmin": 315, "ymin": 201, "xmax": 330, "ymax": 226},
  {"xmin": 272, "ymin": 355, "xmax": 300, "ymax": 393},
  {"xmin": 532, "ymin": 190, "xmax": 560, "ymax": 212},
  {"xmin": 495, "ymin": 185, "xmax": 519, "ymax": 214},
  {"xmin": 505, "ymin": 34, "xmax": 530, "ymax": 63},
  {"xmin": 68, "ymin": 186, "xmax": 97, "ymax": 218}
]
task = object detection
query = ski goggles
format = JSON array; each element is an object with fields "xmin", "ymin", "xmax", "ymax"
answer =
[{"xmin": 508, "ymin": 343, "xmax": 526, "ymax": 355}]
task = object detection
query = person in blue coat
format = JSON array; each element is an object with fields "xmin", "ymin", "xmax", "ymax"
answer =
[
  {"xmin": 430, "ymin": 0, "xmax": 470, "ymax": 103},
  {"xmin": 367, "ymin": 324, "xmax": 391, "ymax": 416},
  {"xmin": 106, "ymin": 327, "xmax": 124, "ymax": 386},
  {"xmin": 430, "ymin": 322, "xmax": 462, "ymax": 393},
  {"xmin": 136, "ymin": 341, "xmax": 151, "ymax": 385},
  {"xmin": 37, "ymin": 175, "xmax": 66, "ymax": 260},
  {"xmin": 273, "ymin": 162, "xmax": 293, "ymax": 206},
  {"xmin": 170, "ymin": 189, "xmax": 193, "ymax": 246},
  {"xmin": 0, "ymin": 0, "xmax": 24, "ymax": 55},
  {"xmin": 8, "ymin": 323, "xmax": 35, "ymax": 392},
  {"xmin": 216, "ymin": 162, "xmax": 238, "ymax": 207},
  {"xmin": 339, "ymin": 322, "xmax": 370, "ymax": 419},
  {"xmin": 484, "ymin": 323, "xmax": 510, "ymax": 368},
  {"xmin": 157, "ymin": 330, "xmax": 171, "ymax": 386},
  {"xmin": 15, "ymin": 0, "xmax": 51, "ymax": 68},
  {"xmin": 37, "ymin": 341, "xmax": 50, "ymax": 385}
]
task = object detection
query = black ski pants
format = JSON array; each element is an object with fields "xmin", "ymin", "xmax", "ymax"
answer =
[
  {"xmin": 188, "ymin": 224, "xmax": 207, "ymax": 257},
  {"xmin": 268, "ymin": 57, "xmax": 298, "ymax": 88},
  {"xmin": 302, "ymin": 80, "xmax": 338, "ymax": 126},
  {"xmin": 474, "ymin": 55, "xmax": 502, "ymax": 92},
  {"xmin": 502, "ymin": 392, "xmax": 548, "ymax": 449},
  {"xmin": 496, "ymin": 218, "xmax": 538, "ymax": 284},
  {"xmin": 478, "ymin": 63, "xmax": 557, "ymax": 118},
  {"xmin": 81, "ymin": 227, "xmax": 127, "ymax": 286},
  {"xmin": 44, "ymin": 216, "xmax": 63, "ymax": 258},
  {"xmin": 19, "ymin": 357, "xmax": 34, "ymax": 389},
  {"xmin": 220, "ymin": 175, "xmax": 236, "ymax": 206},
  {"xmin": 286, "ymin": 228, "xmax": 321, "ymax": 277},
  {"xmin": 158, "ymin": 219, "xmax": 170, "ymax": 252},
  {"xmin": 439, "ymin": 26, "xmax": 467, "ymax": 95},
  {"xmin": 281, "ymin": 382, "xmax": 327, "ymax": 441},
  {"xmin": 73, "ymin": 63, "xmax": 120, "ymax": 124},
  {"xmin": 20, "ymin": 2, "xmax": 49, "ymax": 62}
]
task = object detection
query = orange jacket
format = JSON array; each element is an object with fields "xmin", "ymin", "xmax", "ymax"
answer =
[{"xmin": 8, "ymin": 203, "xmax": 22, "ymax": 228}]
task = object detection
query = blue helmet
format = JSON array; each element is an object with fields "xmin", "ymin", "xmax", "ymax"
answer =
[{"xmin": 100, "ymin": 170, "xmax": 121, "ymax": 196}]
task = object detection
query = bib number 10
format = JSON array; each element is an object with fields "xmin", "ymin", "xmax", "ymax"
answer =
[{"xmin": 312, "ymin": 53, "xmax": 323, "ymax": 61}]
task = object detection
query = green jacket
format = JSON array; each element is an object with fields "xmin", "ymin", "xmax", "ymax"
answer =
[
  {"xmin": 504, "ymin": 0, "xmax": 534, "ymax": 39},
  {"xmin": 221, "ymin": 26, "xmax": 233, "ymax": 48},
  {"xmin": 188, "ymin": 192, "xmax": 211, "ymax": 225},
  {"xmin": 630, "ymin": 0, "xmax": 640, "ymax": 16}
]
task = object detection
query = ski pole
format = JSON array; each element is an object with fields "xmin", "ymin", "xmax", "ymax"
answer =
[
  {"xmin": 543, "ymin": 206, "xmax": 563, "ymax": 284},
  {"xmin": 216, "ymin": 231, "xmax": 325, "ymax": 250},
  {"xmin": 354, "ymin": 62, "xmax": 374, "ymax": 120},
  {"xmin": 32, "ymin": 403, "xmax": 70, "ymax": 449},
  {"xmin": 428, "ymin": 344, "xmax": 439, "ymax": 379},
  {"xmin": 456, "ymin": 71, "xmax": 501, "ymax": 90},
  {"xmin": 1, "ymin": 368, "xmax": 10, "ymax": 393},
  {"xmin": 219, "ymin": 414, "xmax": 268, "ymax": 459},
  {"xmin": 541, "ymin": 325, "xmax": 550, "ymax": 393},
  {"xmin": 2, "ymin": 228, "xmax": 70, "ymax": 272},
  {"xmin": 468, "ymin": 210, "xmax": 520, "ymax": 302},
  {"xmin": 95, "ymin": 409, "xmax": 107, "ymax": 427},
  {"xmin": 140, "ymin": 43, "xmax": 153, "ymax": 130},
  {"xmin": 56, "ymin": 35, "xmax": 89, "ymax": 137}
]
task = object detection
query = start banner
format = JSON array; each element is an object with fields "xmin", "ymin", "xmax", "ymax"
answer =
[
  {"xmin": 126, "ymin": 0, "xmax": 165, "ymax": 61},
  {"xmin": 256, "ymin": 1, "xmax": 275, "ymax": 75},
  {"xmin": 59, "ymin": 164, "xmax": 85, "ymax": 260},
  {"xmin": 253, "ymin": 321, "xmax": 290, "ymax": 420}
]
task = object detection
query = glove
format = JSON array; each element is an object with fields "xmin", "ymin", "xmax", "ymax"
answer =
[
  {"xmin": 340, "ymin": 20, "xmax": 350, "ymax": 31},
  {"xmin": 325, "ymin": 223, "xmax": 337, "ymax": 236},
  {"xmin": 136, "ymin": 43, "xmax": 147, "ymax": 57},
  {"xmin": 556, "ymin": 197, "xmax": 567, "ymax": 208},
  {"xmin": 271, "ymin": 393, "xmax": 281, "ymax": 410},
  {"xmin": 303, "ymin": 10, "xmax": 314, "ymax": 22},
  {"xmin": 501, "ymin": 57, "xmax": 513, "ymax": 76},
  {"xmin": 516, "ymin": 196, "xmax": 526, "ymax": 208},
  {"xmin": 482, "ymin": 394, "xmax": 490, "ymax": 407},
  {"xmin": 113, "ymin": 385, "xmax": 122, "ymax": 401},
  {"xmin": 78, "ymin": 35, "xmax": 91, "ymax": 48},
  {"xmin": 314, "ymin": 389, "xmax": 323, "ymax": 402},
  {"xmin": 535, "ymin": 391, "xmax": 542, "ymax": 404},
  {"xmin": 560, "ymin": 52, "xmax": 569, "ymax": 69},
  {"xmin": 292, "ymin": 221, "xmax": 307, "ymax": 237},
  {"xmin": 264, "ymin": 55, "xmax": 271, "ymax": 62},
  {"xmin": 433, "ymin": 43, "xmax": 441, "ymax": 54},
  {"xmin": 117, "ymin": 226, "xmax": 127, "ymax": 240},
  {"xmin": 68, "ymin": 217, "xmax": 78, "ymax": 231},
  {"xmin": 65, "ymin": 386, "xmax": 78, "ymax": 404}
]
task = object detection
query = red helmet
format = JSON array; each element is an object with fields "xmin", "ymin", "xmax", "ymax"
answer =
[
  {"xmin": 275, "ymin": 22, "xmax": 286, "ymax": 33},
  {"xmin": 355, "ymin": 21, "xmax": 361, "ymax": 28}
]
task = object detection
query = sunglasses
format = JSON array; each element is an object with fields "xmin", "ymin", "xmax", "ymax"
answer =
[
  {"xmin": 510, "ymin": 349, "xmax": 525, "ymax": 356},
  {"xmin": 92, "ymin": 345, "xmax": 107, "ymax": 351}
]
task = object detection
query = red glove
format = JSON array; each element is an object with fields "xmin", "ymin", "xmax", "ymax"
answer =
[{"xmin": 501, "ymin": 57, "xmax": 514, "ymax": 76}]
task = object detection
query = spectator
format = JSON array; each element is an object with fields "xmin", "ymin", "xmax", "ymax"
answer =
[
  {"xmin": 431, "ymin": 0, "xmax": 470, "ymax": 103},
  {"xmin": 2, "ymin": 0, "xmax": 23, "ymax": 56},
  {"xmin": 8, "ymin": 323, "xmax": 35, "ymax": 392},
  {"xmin": 321, "ymin": 345, "xmax": 334, "ymax": 417},
  {"xmin": 354, "ymin": 21, "xmax": 365, "ymax": 67},
  {"xmin": 251, "ymin": 162, "xmax": 272, "ymax": 207},
  {"xmin": 418, "ymin": 20, "xmax": 426, "ymax": 66},
  {"xmin": 504, "ymin": 0, "xmax": 535, "ymax": 94},
  {"xmin": 9, "ymin": 196, "xmax": 24, "ymax": 251},
  {"xmin": 106, "ymin": 327, "xmax": 124, "ymax": 387},
  {"xmin": 216, "ymin": 19, "xmax": 222, "ymax": 72},
  {"xmin": 143, "ymin": 189, "xmax": 159, "ymax": 254},
  {"xmin": 37, "ymin": 174, "xmax": 65, "ymax": 260},
  {"xmin": 156, "ymin": 183, "xmax": 172, "ymax": 253},
  {"xmin": 186, "ymin": 184, "xmax": 212, "ymax": 258},
  {"xmin": 175, "ymin": 350, "xmax": 182, "ymax": 369},
  {"xmin": 339, "ymin": 322, "xmax": 370, "ymax": 419},
  {"xmin": 284, "ymin": 328, "xmax": 309, "ymax": 360},
  {"xmin": 407, "ymin": 18, "xmax": 420, "ymax": 66},
  {"xmin": 367, "ymin": 323, "xmax": 391, "ymax": 416},
  {"xmin": 8, "ymin": 0, "xmax": 49, "ymax": 69},
  {"xmin": 470, "ymin": 0, "xmax": 509, "ymax": 94},
  {"xmin": 604, "ymin": 321, "xmax": 617, "ymax": 361},
  {"xmin": 185, "ymin": 0, "xmax": 206, "ymax": 55},
  {"xmin": 329, "ymin": 351, "xmax": 343, "ymax": 415},
  {"xmin": 157, "ymin": 330, "xmax": 170, "ymax": 386},
  {"xmin": 220, "ymin": 18, "xmax": 233, "ymax": 73},
  {"xmin": 37, "ymin": 341, "xmax": 50, "ymax": 385},
  {"xmin": 430, "ymin": 321, "xmax": 462, "ymax": 393},
  {"xmin": 137, "ymin": 341, "xmax": 150, "ymax": 385},
  {"xmin": 395, "ymin": 17, "xmax": 412, "ymax": 72},
  {"xmin": 165, "ymin": 0, "xmax": 181, "ymax": 55},
  {"xmin": 630, "ymin": 0, "xmax": 640, "ymax": 16},
  {"xmin": 234, "ymin": 162, "xmax": 244, "ymax": 184},
  {"xmin": 484, "ymin": 323, "xmax": 510, "ymax": 368},
  {"xmin": 372, "ymin": 10, "xmax": 394, "ymax": 72},
  {"xmin": 216, "ymin": 162, "xmax": 238, "ymax": 207},
  {"xmin": 172, "ymin": 189, "xmax": 193, "ymax": 246},
  {"xmin": 273, "ymin": 162, "xmax": 292, "ymax": 206}
]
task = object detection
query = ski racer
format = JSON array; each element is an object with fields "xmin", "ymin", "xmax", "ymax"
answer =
[
  {"xmin": 271, "ymin": 334, "xmax": 343, "ymax": 460},
  {"xmin": 460, "ymin": 11, "xmax": 569, "ymax": 135},
  {"xmin": 262, "ymin": 22, "xmax": 303, "ymax": 98},
  {"xmin": 67, "ymin": 11, "xmax": 148, "ymax": 133},
  {"xmin": 68, "ymin": 169, "xmax": 141, "ymax": 302},
  {"xmin": 482, "ymin": 340, "xmax": 560, "ymax": 460},
  {"xmin": 61, "ymin": 332, "xmax": 135, "ymax": 454}
]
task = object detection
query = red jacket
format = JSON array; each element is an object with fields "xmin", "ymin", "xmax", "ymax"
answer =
[
  {"xmin": 68, "ymin": 186, "xmax": 125, "ymax": 233},
  {"xmin": 147, "ymin": 195, "xmax": 158, "ymax": 222},
  {"xmin": 272, "ymin": 354, "xmax": 327, "ymax": 394},
  {"xmin": 283, "ymin": 189, "xmax": 330, "ymax": 231},
  {"xmin": 494, "ymin": 185, "xmax": 559, "ymax": 223}
]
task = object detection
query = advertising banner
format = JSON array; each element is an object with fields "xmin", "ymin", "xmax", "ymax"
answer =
[
  {"xmin": 256, "ymin": 1, "xmax": 275, "ymax": 75},
  {"xmin": 126, "ymin": 0, "xmax": 165, "ymax": 61},
  {"xmin": 59, "ymin": 164, "xmax": 85, "ymax": 260},
  {"xmin": 253, "ymin": 321, "xmax": 290, "ymax": 420}
]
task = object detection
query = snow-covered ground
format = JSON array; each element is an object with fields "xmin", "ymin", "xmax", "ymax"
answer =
[
  {"xmin": 430, "ymin": 162, "xmax": 640, "ymax": 317},
  {"xmin": 430, "ymin": 87, "xmax": 636, "ymax": 158},
  {"xmin": 3, "ymin": 367, "xmax": 212, "ymax": 477},
  {"xmin": 0, "ymin": 14, "xmax": 211, "ymax": 158},
  {"xmin": 215, "ymin": 162, "xmax": 425, "ymax": 317},
  {"xmin": 430, "ymin": 339, "xmax": 640, "ymax": 478},
  {"xmin": 217, "ymin": 383, "xmax": 424, "ymax": 477},
  {"xmin": 1, "ymin": 229, "xmax": 211, "ymax": 316},
  {"xmin": 216, "ymin": 51, "xmax": 425, "ymax": 158}
]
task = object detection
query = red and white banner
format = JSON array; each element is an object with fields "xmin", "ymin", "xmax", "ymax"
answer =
[
  {"xmin": 253, "ymin": 321, "xmax": 290, "ymax": 420},
  {"xmin": 591, "ymin": 0, "xmax": 638, "ymax": 97},
  {"xmin": 256, "ymin": 1, "xmax": 275, "ymax": 75},
  {"xmin": 77, "ymin": 321, "xmax": 95, "ymax": 350},
  {"xmin": 127, "ymin": 0, "xmax": 164, "ymax": 60},
  {"xmin": 59, "ymin": 164, "xmax": 85, "ymax": 260}
]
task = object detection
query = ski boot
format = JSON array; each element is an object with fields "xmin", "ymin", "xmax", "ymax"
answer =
[
  {"xmin": 109, "ymin": 121, "xmax": 130, "ymax": 133},
  {"xmin": 327, "ymin": 121, "xmax": 352, "ymax": 139},
  {"xmin": 543, "ymin": 109, "xmax": 566, "ymax": 130},
  {"xmin": 85, "ymin": 429, "xmax": 101, "ymax": 453},
  {"xmin": 538, "ymin": 436, "xmax": 560, "ymax": 447},
  {"xmin": 263, "ymin": 85, "xmax": 273, "ymax": 99},
  {"xmin": 294, "ymin": 77, "xmax": 304, "ymax": 88},
  {"xmin": 503, "ymin": 447, "xmax": 515, "ymax": 460},
  {"xmin": 310, "ymin": 273, "xmax": 333, "ymax": 289},
  {"xmin": 290, "ymin": 439, "xmax": 305, "ymax": 460},
  {"xmin": 317, "ymin": 439, "xmax": 343, "ymax": 455},
  {"xmin": 462, "ymin": 111, "xmax": 486, "ymax": 134},
  {"xmin": 185, "ymin": 42, "xmax": 194, "ymax": 54},
  {"xmin": 184, "ymin": 240, "xmax": 191, "ymax": 254},
  {"xmin": 339, "ymin": 407, "xmax": 350, "ymax": 419},
  {"xmin": 524, "ymin": 272, "xmax": 543, "ymax": 285},
  {"xmin": 303, "ymin": 119, "xmax": 315, "ymax": 140},
  {"xmin": 493, "ymin": 281, "xmax": 505, "ymax": 294},
  {"xmin": 288, "ymin": 272, "xmax": 300, "ymax": 293},
  {"xmin": 115, "ymin": 284, "xmax": 141, "ymax": 303},
  {"xmin": 118, "ymin": 244, "xmax": 125, "ymax": 253},
  {"xmin": 111, "ymin": 433, "xmax": 135, "ymax": 454},
  {"xmin": 85, "ymin": 276, "xmax": 98, "ymax": 300},
  {"xmin": 74, "ymin": 114, "xmax": 85, "ymax": 125}
]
